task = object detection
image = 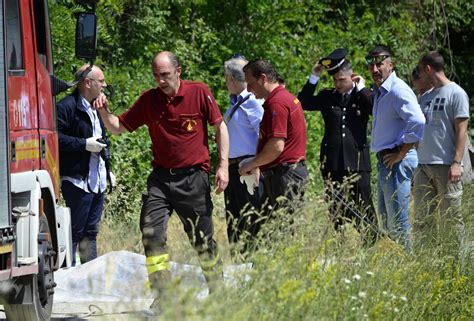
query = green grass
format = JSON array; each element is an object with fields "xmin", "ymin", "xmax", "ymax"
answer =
[{"xmin": 97, "ymin": 183, "xmax": 474, "ymax": 320}]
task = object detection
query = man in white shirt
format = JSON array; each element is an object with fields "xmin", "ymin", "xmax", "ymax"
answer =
[{"xmin": 57, "ymin": 64, "xmax": 110, "ymax": 265}]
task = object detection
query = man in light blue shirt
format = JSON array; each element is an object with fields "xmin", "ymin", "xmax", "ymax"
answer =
[
  {"xmin": 367, "ymin": 45, "xmax": 425, "ymax": 250},
  {"xmin": 223, "ymin": 56, "xmax": 264, "ymax": 258}
]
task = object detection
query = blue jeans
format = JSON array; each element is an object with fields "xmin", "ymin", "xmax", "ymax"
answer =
[
  {"xmin": 61, "ymin": 180, "xmax": 104, "ymax": 265},
  {"xmin": 377, "ymin": 148, "xmax": 417, "ymax": 250}
]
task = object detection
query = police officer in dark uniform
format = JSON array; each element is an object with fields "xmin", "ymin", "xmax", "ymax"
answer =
[{"xmin": 297, "ymin": 48, "xmax": 377, "ymax": 241}]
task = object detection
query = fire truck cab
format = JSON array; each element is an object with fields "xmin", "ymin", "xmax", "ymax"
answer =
[{"xmin": 0, "ymin": 0, "xmax": 97, "ymax": 319}]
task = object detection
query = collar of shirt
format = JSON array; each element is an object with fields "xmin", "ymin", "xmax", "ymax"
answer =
[
  {"xmin": 234, "ymin": 88, "xmax": 251, "ymax": 104},
  {"xmin": 79, "ymin": 95, "xmax": 93, "ymax": 112},
  {"xmin": 230, "ymin": 89, "xmax": 251, "ymax": 106},
  {"xmin": 238, "ymin": 88, "xmax": 251, "ymax": 99},
  {"xmin": 336, "ymin": 83, "xmax": 355, "ymax": 96},
  {"xmin": 379, "ymin": 71, "xmax": 396, "ymax": 95},
  {"xmin": 263, "ymin": 85, "xmax": 285, "ymax": 108}
]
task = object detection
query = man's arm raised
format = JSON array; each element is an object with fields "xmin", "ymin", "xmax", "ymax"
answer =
[{"xmin": 94, "ymin": 93, "xmax": 128, "ymax": 135}]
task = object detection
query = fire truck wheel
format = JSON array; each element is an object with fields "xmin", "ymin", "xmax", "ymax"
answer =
[{"xmin": 4, "ymin": 214, "xmax": 56, "ymax": 321}]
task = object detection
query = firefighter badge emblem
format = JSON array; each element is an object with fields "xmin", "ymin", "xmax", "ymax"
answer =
[{"xmin": 182, "ymin": 119, "xmax": 197, "ymax": 132}]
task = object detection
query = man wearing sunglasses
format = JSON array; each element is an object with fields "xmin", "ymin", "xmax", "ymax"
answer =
[
  {"xmin": 298, "ymin": 48, "xmax": 377, "ymax": 244},
  {"xmin": 368, "ymin": 45, "xmax": 425, "ymax": 251}
]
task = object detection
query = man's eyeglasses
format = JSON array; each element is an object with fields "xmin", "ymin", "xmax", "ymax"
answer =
[
  {"xmin": 87, "ymin": 77, "xmax": 106, "ymax": 85},
  {"xmin": 365, "ymin": 55, "xmax": 390, "ymax": 66}
]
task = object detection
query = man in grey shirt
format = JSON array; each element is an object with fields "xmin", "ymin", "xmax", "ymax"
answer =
[{"xmin": 414, "ymin": 51, "xmax": 469, "ymax": 253}]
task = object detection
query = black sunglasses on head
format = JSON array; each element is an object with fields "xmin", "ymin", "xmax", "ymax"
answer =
[{"xmin": 365, "ymin": 55, "xmax": 390, "ymax": 65}]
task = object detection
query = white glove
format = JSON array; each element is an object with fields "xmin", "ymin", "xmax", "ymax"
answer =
[
  {"xmin": 238, "ymin": 157, "xmax": 258, "ymax": 195},
  {"xmin": 109, "ymin": 171, "xmax": 117, "ymax": 187},
  {"xmin": 85, "ymin": 137, "xmax": 106, "ymax": 153},
  {"xmin": 353, "ymin": 75, "xmax": 366, "ymax": 92}
]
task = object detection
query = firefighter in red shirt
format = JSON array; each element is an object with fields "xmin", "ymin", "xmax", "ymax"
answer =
[
  {"xmin": 239, "ymin": 59, "xmax": 308, "ymax": 225},
  {"xmin": 95, "ymin": 51, "xmax": 229, "ymax": 313}
]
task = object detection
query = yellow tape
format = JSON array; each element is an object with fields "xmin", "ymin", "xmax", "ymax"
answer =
[
  {"xmin": 146, "ymin": 254, "xmax": 170, "ymax": 275},
  {"xmin": 200, "ymin": 253, "xmax": 220, "ymax": 270}
]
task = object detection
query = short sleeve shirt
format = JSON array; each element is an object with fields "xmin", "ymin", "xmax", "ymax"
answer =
[
  {"xmin": 258, "ymin": 86, "xmax": 307, "ymax": 171},
  {"xmin": 417, "ymin": 82, "xmax": 470, "ymax": 164},
  {"xmin": 118, "ymin": 80, "xmax": 223, "ymax": 172}
]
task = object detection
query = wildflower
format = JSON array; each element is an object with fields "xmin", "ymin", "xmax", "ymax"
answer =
[
  {"xmin": 351, "ymin": 307, "xmax": 357, "ymax": 311},
  {"xmin": 353, "ymin": 274, "xmax": 361, "ymax": 281},
  {"xmin": 343, "ymin": 278, "xmax": 352, "ymax": 284},
  {"xmin": 400, "ymin": 296, "xmax": 408, "ymax": 302},
  {"xmin": 366, "ymin": 271, "xmax": 374, "ymax": 276},
  {"xmin": 358, "ymin": 291, "xmax": 366, "ymax": 298},
  {"xmin": 350, "ymin": 296, "xmax": 358, "ymax": 300},
  {"xmin": 394, "ymin": 308, "xmax": 400, "ymax": 313},
  {"xmin": 382, "ymin": 291, "xmax": 388, "ymax": 296}
]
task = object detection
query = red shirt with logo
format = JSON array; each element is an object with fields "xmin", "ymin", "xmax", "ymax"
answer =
[
  {"xmin": 258, "ymin": 86, "xmax": 307, "ymax": 171},
  {"xmin": 118, "ymin": 80, "xmax": 223, "ymax": 172}
]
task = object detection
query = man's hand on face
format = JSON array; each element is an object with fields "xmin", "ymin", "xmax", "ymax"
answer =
[{"xmin": 93, "ymin": 93, "xmax": 109, "ymax": 112}]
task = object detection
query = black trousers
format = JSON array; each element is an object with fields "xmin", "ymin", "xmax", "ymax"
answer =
[
  {"xmin": 322, "ymin": 170, "xmax": 377, "ymax": 239},
  {"xmin": 224, "ymin": 163, "xmax": 264, "ymax": 254},
  {"xmin": 262, "ymin": 162, "xmax": 308, "ymax": 217},
  {"xmin": 140, "ymin": 166, "xmax": 218, "ymax": 258}
]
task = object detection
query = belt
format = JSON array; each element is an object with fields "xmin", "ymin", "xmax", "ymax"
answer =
[
  {"xmin": 229, "ymin": 155, "xmax": 254, "ymax": 165},
  {"xmin": 154, "ymin": 165, "xmax": 201, "ymax": 176},
  {"xmin": 262, "ymin": 160, "xmax": 306, "ymax": 176},
  {"xmin": 376, "ymin": 146, "xmax": 401, "ymax": 160}
]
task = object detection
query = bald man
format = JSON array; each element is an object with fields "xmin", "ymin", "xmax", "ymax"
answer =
[
  {"xmin": 57, "ymin": 64, "xmax": 110, "ymax": 265},
  {"xmin": 95, "ymin": 51, "xmax": 229, "ymax": 313}
]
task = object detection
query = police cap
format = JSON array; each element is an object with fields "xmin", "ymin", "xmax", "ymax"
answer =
[{"xmin": 319, "ymin": 48, "xmax": 347, "ymax": 76}]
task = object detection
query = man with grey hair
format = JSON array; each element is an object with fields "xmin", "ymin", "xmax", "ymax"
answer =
[
  {"xmin": 223, "ymin": 56, "xmax": 264, "ymax": 257},
  {"xmin": 57, "ymin": 64, "xmax": 110, "ymax": 265}
]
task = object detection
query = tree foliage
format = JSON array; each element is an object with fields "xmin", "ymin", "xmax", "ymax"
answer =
[{"xmin": 49, "ymin": 0, "xmax": 474, "ymax": 220}]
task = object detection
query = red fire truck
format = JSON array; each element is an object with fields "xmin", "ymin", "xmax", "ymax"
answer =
[{"xmin": 0, "ymin": 0, "xmax": 97, "ymax": 319}]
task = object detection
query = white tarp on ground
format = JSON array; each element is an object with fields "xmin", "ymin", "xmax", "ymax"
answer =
[{"xmin": 53, "ymin": 250, "xmax": 251, "ymax": 318}]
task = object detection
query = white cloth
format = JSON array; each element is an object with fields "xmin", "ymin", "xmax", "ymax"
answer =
[{"xmin": 238, "ymin": 157, "xmax": 259, "ymax": 195}]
